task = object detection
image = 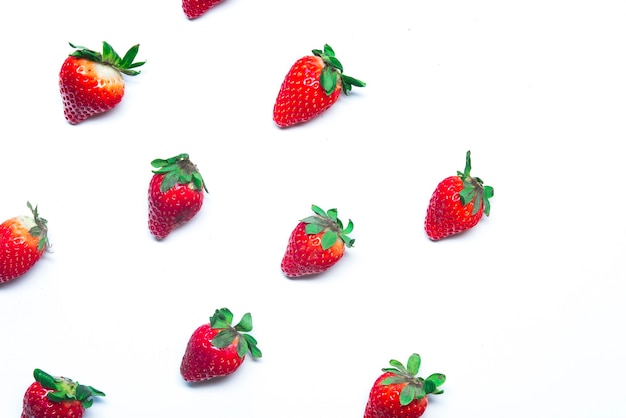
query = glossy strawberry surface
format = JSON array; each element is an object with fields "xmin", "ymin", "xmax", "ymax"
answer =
[
  {"xmin": 281, "ymin": 205, "xmax": 355, "ymax": 278},
  {"xmin": 273, "ymin": 44, "xmax": 365, "ymax": 128},
  {"xmin": 0, "ymin": 203, "xmax": 48, "ymax": 283},
  {"xmin": 281, "ymin": 221, "xmax": 345, "ymax": 277},
  {"xmin": 21, "ymin": 369, "xmax": 104, "ymax": 418},
  {"xmin": 59, "ymin": 57, "xmax": 125, "ymax": 125},
  {"xmin": 364, "ymin": 372, "xmax": 429, "ymax": 418},
  {"xmin": 182, "ymin": 0, "xmax": 223, "ymax": 19},
  {"xmin": 180, "ymin": 308, "xmax": 262, "ymax": 382},
  {"xmin": 424, "ymin": 151, "xmax": 493, "ymax": 240}
]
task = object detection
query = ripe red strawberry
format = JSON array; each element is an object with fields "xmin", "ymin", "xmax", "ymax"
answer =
[
  {"xmin": 21, "ymin": 368, "xmax": 105, "ymax": 418},
  {"xmin": 364, "ymin": 353, "xmax": 445, "ymax": 418},
  {"xmin": 180, "ymin": 308, "xmax": 262, "ymax": 382},
  {"xmin": 148, "ymin": 153, "xmax": 208, "ymax": 240},
  {"xmin": 182, "ymin": 0, "xmax": 223, "ymax": 19},
  {"xmin": 59, "ymin": 41, "xmax": 145, "ymax": 124},
  {"xmin": 281, "ymin": 204, "xmax": 354, "ymax": 278},
  {"xmin": 425, "ymin": 150, "xmax": 494, "ymax": 240},
  {"xmin": 0, "ymin": 202, "xmax": 49, "ymax": 284},
  {"xmin": 273, "ymin": 44, "xmax": 366, "ymax": 128}
]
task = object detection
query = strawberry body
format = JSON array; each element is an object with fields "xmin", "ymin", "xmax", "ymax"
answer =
[
  {"xmin": 364, "ymin": 372, "xmax": 428, "ymax": 418},
  {"xmin": 180, "ymin": 308, "xmax": 262, "ymax": 382},
  {"xmin": 273, "ymin": 44, "xmax": 365, "ymax": 128},
  {"xmin": 425, "ymin": 151, "xmax": 494, "ymax": 240},
  {"xmin": 21, "ymin": 369, "xmax": 104, "ymax": 418},
  {"xmin": 59, "ymin": 42, "xmax": 145, "ymax": 124},
  {"xmin": 0, "ymin": 202, "xmax": 48, "ymax": 283},
  {"xmin": 182, "ymin": 0, "xmax": 223, "ymax": 19},
  {"xmin": 148, "ymin": 154, "xmax": 207, "ymax": 239},
  {"xmin": 364, "ymin": 354, "xmax": 445, "ymax": 418},
  {"xmin": 281, "ymin": 205, "xmax": 354, "ymax": 278}
]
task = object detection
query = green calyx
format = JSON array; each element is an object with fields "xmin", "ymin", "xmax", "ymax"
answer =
[
  {"xmin": 209, "ymin": 308, "xmax": 262, "ymax": 360},
  {"xmin": 458, "ymin": 150, "xmax": 494, "ymax": 216},
  {"xmin": 381, "ymin": 354, "xmax": 446, "ymax": 406},
  {"xmin": 33, "ymin": 368, "xmax": 105, "ymax": 409},
  {"xmin": 312, "ymin": 44, "xmax": 366, "ymax": 96},
  {"xmin": 26, "ymin": 202, "xmax": 48, "ymax": 252},
  {"xmin": 301, "ymin": 204, "xmax": 355, "ymax": 250},
  {"xmin": 151, "ymin": 153, "xmax": 208, "ymax": 193},
  {"xmin": 68, "ymin": 41, "xmax": 146, "ymax": 76}
]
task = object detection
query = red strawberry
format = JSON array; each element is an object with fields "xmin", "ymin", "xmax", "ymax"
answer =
[
  {"xmin": 273, "ymin": 44, "xmax": 366, "ymax": 128},
  {"xmin": 182, "ymin": 0, "xmax": 223, "ymax": 19},
  {"xmin": 364, "ymin": 354, "xmax": 445, "ymax": 418},
  {"xmin": 180, "ymin": 308, "xmax": 262, "ymax": 382},
  {"xmin": 281, "ymin": 204, "xmax": 354, "ymax": 278},
  {"xmin": 21, "ymin": 368, "xmax": 105, "ymax": 418},
  {"xmin": 59, "ymin": 41, "xmax": 145, "ymax": 124},
  {"xmin": 0, "ymin": 202, "xmax": 49, "ymax": 284},
  {"xmin": 425, "ymin": 150, "xmax": 494, "ymax": 240},
  {"xmin": 148, "ymin": 153, "xmax": 208, "ymax": 240}
]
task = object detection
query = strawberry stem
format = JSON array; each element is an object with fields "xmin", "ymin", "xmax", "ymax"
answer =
[
  {"xmin": 301, "ymin": 204, "xmax": 355, "ymax": 250},
  {"xmin": 458, "ymin": 151, "xmax": 494, "ymax": 216},
  {"xmin": 33, "ymin": 369, "xmax": 105, "ymax": 409},
  {"xmin": 209, "ymin": 308, "xmax": 262, "ymax": 360},
  {"xmin": 68, "ymin": 41, "xmax": 146, "ymax": 76},
  {"xmin": 312, "ymin": 44, "xmax": 366, "ymax": 96},
  {"xmin": 151, "ymin": 154, "xmax": 208, "ymax": 193}
]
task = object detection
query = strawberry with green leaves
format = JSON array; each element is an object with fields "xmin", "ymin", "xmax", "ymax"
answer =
[
  {"xmin": 0, "ymin": 202, "xmax": 49, "ymax": 284},
  {"xmin": 21, "ymin": 369, "xmax": 105, "ymax": 418},
  {"xmin": 182, "ymin": 0, "xmax": 223, "ymax": 19},
  {"xmin": 281, "ymin": 204, "xmax": 354, "ymax": 278},
  {"xmin": 273, "ymin": 44, "xmax": 365, "ymax": 128},
  {"xmin": 148, "ymin": 153, "xmax": 208, "ymax": 240},
  {"xmin": 180, "ymin": 308, "xmax": 262, "ymax": 382},
  {"xmin": 364, "ymin": 354, "xmax": 445, "ymax": 418},
  {"xmin": 425, "ymin": 150, "xmax": 494, "ymax": 240},
  {"xmin": 59, "ymin": 41, "xmax": 145, "ymax": 124}
]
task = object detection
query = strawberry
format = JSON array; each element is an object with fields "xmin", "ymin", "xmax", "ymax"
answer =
[
  {"xmin": 182, "ymin": 0, "xmax": 223, "ymax": 19},
  {"xmin": 281, "ymin": 204, "xmax": 354, "ymax": 278},
  {"xmin": 425, "ymin": 150, "xmax": 494, "ymax": 240},
  {"xmin": 0, "ymin": 202, "xmax": 49, "ymax": 284},
  {"xmin": 180, "ymin": 308, "xmax": 262, "ymax": 382},
  {"xmin": 364, "ymin": 354, "xmax": 445, "ymax": 418},
  {"xmin": 148, "ymin": 153, "xmax": 208, "ymax": 240},
  {"xmin": 59, "ymin": 41, "xmax": 145, "ymax": 124},
  {"xmin": 273, "ymin": 44, "xmax": 366, "ymax": 128},
  {"xmin": 21, "ymin": 368, "xmax": 105, "ymax": 418}
]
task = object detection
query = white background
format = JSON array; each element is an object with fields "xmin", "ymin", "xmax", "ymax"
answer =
[{"xmin": 1, "ymin": 1, "xmax": 625, "ymax": 417}]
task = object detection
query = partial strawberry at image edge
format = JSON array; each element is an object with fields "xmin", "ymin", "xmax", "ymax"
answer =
[
  {"xmin": 281, "ymin": 204, "xmax": 355, "ymax": 278},
  {"xmin": 21, "ymin": 369, "xmax": 104, "ymax": 418},
  {"xmin": 59, "ymin": 41, "xmax": 145, "ymax": 125},
  {"xmin": 424, "ymin": 150, "xmax": 494, "ymax": 241},
  {"xmin": 148, "ymin": 153, "xmax": 208, "ymax": 240},
  {"xmin": 272, "ymin": 44, "xmax": 366, "ymax": 128},
  {"xmin": 182, "ymin": 0, "xmax": 225, "ymax": 19},
  {"xmin": 0, "ymin": 202, "xmax": 49, "ymax": 284},
  {"xmin": 364, "ymin": 354, "xmax": 445, "ymax": 418},
  {"xmin": 180, "ymin": 308, "xmax": 262, "ymax": 383}
]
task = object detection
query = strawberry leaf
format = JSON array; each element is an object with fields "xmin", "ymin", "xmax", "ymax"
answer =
[
  {"xmin": 234, "ymin": 312, "xmax": 253, "ymax": 332},
  {"xmin": 320, "ymin": 66, "xmax": 338, "ymax": 95},
  {"xmin": 244, "ymin": 334, "xmax": 263, "ymax": 359},
  {"xmin": 400, "ymin": 384, "xmax": 420, "ymax": 406},
  {"xmin": 406, "ymin": 353, "xmax": 421, "ymax": 376},
  {"xmin": 311, "ymin": 205, "xmax": 326, "ymax": 217},
  {"xmin": 321, "ymin": 230, "xmax": 338, "ymax": 250},
  {"xmin": 34, "ymin": 369, "xmax": 58, "ymax": 390},
  {"xmin": 211, "ymin": 328, "xmax": 238, "ymax": 348},
  {"xmin": 343, "ymin": 219, "xmax": 354, "ymax": 235},
  {"xmin": 160, "ymin": 171, "xmax": 179, "ymax": 192},
  {"xmin": 305, "ymin": 223, "xmax": 325, "ymax": 235},
  {"xmin": 327, "ymin": 208, "xmax": 338, "ymax": 221}
]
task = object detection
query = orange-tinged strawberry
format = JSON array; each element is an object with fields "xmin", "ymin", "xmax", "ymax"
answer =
[
  {"xmin": 0, "ymin": 202, "xmax": 49, "ymax": 284},
  {"xmin": 273, "ymin": 44, "xmax": 365, "ymax": 128},
  {"xmin": 182, "ymin": 0, "xmax": 224, "ymax": 19},
  {"xmin": 364, "ymin": 354, "xmax": 445, "ymax": 418},
  {"xmin": 281, "ymin": 204, "xmax": 354, "ymax": 277},
  {"xmin": 148, "ymin": 153, "xmax": 208, "ymax": 240},
  {"xmin": 425, "ymin": 150, "xmax": 494, "ymax": 240},
  {"xmin": 59, "ymin": 42, "xmax": 145, "ymax": 125},
  {"xmin": 180, "ymin": 308, "xmax": 262, "ymax": 382},
  {"xmin": 21, "ymin": 368, "xmax": 105, "ymax": 418}
]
